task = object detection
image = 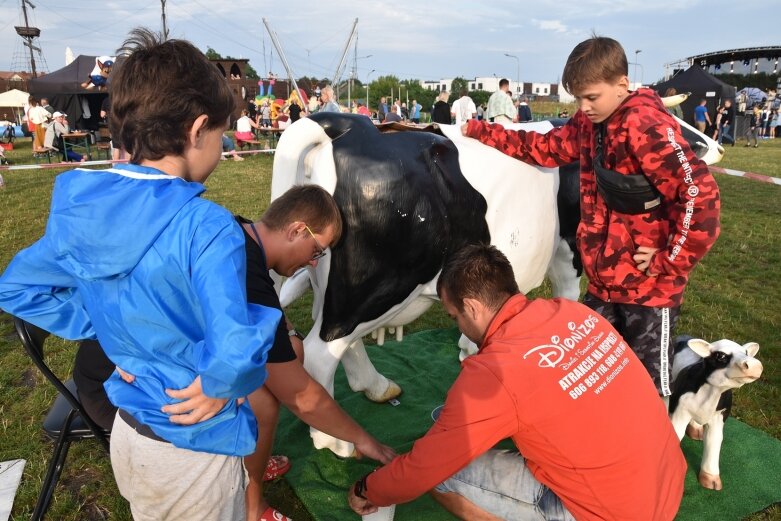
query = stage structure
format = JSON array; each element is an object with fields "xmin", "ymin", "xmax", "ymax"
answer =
[{"xmin": 665, "ymin": 46, "xmax": 781, "ymax": 80}]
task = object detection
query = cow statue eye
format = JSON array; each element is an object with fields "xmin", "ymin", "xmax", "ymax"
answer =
[{"xmin": 713, "ymin": 352, "xmax": 728, "ymax": 363}]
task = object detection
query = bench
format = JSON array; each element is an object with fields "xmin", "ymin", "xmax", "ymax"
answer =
[
  {"xmin": 237, "ymin": 139, "xmax": 268, "ymax": 151},
  {"xmin": 32, "ymin": 147, "xmax": 57, "ymax": 164}
]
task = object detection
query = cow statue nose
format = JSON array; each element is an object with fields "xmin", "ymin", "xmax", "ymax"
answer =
[{"xmin": 744, "ymin": 360, "xmax": 763, "ymax": 380}]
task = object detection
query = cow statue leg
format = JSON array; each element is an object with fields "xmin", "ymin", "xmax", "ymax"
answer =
[
  {"xmin": 699, "ymin": 414, "xmax": 725, "ymax": 490},
  {"xmin": 342, "ymin": 339, "xmax": 402, "ymax": 402},
  {"xmin": 547, "ymin": 238, "xmax": 582, "ymax": 301},
  {"xmin": 302, "ymin": 330, "xmax": 357, "ymax": 457}
]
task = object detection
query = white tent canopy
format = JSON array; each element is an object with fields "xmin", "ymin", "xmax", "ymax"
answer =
[{"xmin": 0, "ymin": 89, "xmax": 30, "ymax": 108}]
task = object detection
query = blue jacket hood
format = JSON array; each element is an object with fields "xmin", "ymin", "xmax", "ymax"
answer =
[{"xmin": 47, "ymin": 164, "xmax": 205, "ymax": 280}]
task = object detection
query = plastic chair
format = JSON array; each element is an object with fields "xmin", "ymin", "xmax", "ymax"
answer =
[{"xmin": 12, "ymin": 317, "xmax": 110, "ymax": 521}]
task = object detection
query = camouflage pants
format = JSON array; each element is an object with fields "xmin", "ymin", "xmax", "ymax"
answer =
[{"xmin": 583, "ymin": 293, "xmax": 680, "ymax": 396}]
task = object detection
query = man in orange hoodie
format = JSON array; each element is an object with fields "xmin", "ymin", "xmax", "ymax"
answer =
[
  {"xmin": 348, "ymin": 245, "xmax": 686, "ymax": 520},
  {"xmin": 462, "ymin": 35, "xmax": 720, "ymax": 398}
]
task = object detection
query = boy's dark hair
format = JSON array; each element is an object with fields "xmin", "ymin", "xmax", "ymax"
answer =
[
  {"xmin": 437, "ymin": 244, "xmax": 519, "ymax": 313},
  {"xmin": 562, "ymin": 35, "xmax": 628, "ymax": 95},
  {"xmin": 262, "ymin": 185, "xmax": 343, "ymax": 245},
  {"xmin": 109, "ymin": 28, "xmax": 235, "ymax": 163},
  {"xmin": 499, "ymin": 78, "xmax": 509, "ymax": 88}
]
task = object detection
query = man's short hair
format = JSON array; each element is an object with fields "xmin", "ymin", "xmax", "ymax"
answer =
[
  {"xmin": 109, "ymin": 27, "xmax": 235, "ymax": 164},
  {"xmin": 262, "ymin": 185, "xmax": 343, "ymax": 245},
  {"xmin": 561, "ymin": 35, "xmax": 627, "ymax": 95},
  {"xmin": 437, "ymin": 244, "xmax": 519, "ymax": 313},
  {"xmin": 499, "ymin": 78, "xmax": 509, "ymax": 88}
]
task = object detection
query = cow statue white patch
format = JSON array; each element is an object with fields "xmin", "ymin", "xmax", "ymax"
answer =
[{"xmin": 669, "ymin": 337, "xmax": 763, "ymax": 490}]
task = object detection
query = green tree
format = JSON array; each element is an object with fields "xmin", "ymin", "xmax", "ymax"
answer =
[
  {"xmin": 244, "ymin": 62, "xmax": 259, "ymax": 80},
  {"xmin": 205, "ymin": 47, "xmax": 222, "ymax": 60},
  {"xmin": 450, "ymin": 77, "xmax": 469, "ymax": 96},
  {"xmin": 470, "ymin": 90, "xmax": 491, "ymax": 107}
]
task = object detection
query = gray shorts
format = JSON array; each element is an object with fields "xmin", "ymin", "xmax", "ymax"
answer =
[
  {"xmin": 435, "ymin": 450, "xmax": 574, "ymax": 521},
  {"xmin": 110, "ymin": 412, "xmax": 247, "ymax": 521},
  {"xmin": 583, "ymin": 293, "xmax": 680, "ymax": 396}
]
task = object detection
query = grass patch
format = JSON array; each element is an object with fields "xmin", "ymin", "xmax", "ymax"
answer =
[{"xmin": 0, "ymin": 137, "xmax": 779, "ymax": 520}]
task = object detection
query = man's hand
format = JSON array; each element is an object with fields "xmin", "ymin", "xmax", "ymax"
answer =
[
  {"xmin": 347, "ymin": 482, "xmax": 378, "ymax": 516},
  {"xmin": 633, "ymin": 246, "xmax": 660, "ymax": 276},
  {"xmin": 354, "ymin": 438, "xmax": 397, "ymax": 465},
  {"xmin": 162, "ymin": 376, "xmax": 242, "ymax": 425},
  {"xmin": 116, "ymin": 367, "xmax": 135, "ymax": 383}
]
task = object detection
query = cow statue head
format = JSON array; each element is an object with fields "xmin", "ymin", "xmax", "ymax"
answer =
[{"xmin": 669, "ymin": 336, "xmax": 763, "ymax": 490}]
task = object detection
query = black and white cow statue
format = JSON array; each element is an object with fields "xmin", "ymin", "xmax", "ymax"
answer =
[
  {"xmin": 669, "ymin": 336, "xmax": 763, "ymax": 490},
  {"xmin": 272, "ymin": 111, "xmax": 723, "ymax": 456}
]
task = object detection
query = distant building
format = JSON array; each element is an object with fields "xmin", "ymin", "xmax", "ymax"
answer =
[
  {"xmin": 209, "ymin": 58, "xmax": 290, "ymax": 121},
  {"xmin": 0, "ymin": 71, "xmax": 38, "ymax": 93},
  {"xmin": 420, "ymin": 77, "xmax": 563, "ymax": 100}
]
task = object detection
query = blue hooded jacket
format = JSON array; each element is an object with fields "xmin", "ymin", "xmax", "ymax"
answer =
[{"xmin": 0, "ymin": 163, "xmax": 281, "ymax": 456}]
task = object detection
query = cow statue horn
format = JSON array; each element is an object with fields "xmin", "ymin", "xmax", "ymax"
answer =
[{"xmin": 662, "ymin": 91, "xmax": 690, "ymax": 108}]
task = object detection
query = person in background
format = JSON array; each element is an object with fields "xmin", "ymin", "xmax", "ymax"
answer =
[
  {"xmin": 235, "ymin": 109, "xmax": 259, "ymax": 147},
  {"xmin": 410, "ymin": 99, "xmax": 422, "ymax": 123},
  {"xmin": 718, "ymin": 99, "xmax": 735, "ymax": 146},
  {"xmin": 44, "ymin": 111, "xmax": 84, "ymax": 162},
  {"xmin": 693, "ymin": 99, "xmax": 711, "ymax": 133},
  {"xmin": 378, "ymin": 96, "xmax": 388, "ymax": 122},
  {"xmin": 319, "ymin": 86, "xmax": 341, "ymax": 113},
  {"xmin": 744, "ymin": 104, "xmax": 761, "ymax": 148},
  {"xmin": 431, "ymin": 91, "xmax": 452, "ymax": 124},
  {"xmin": 383, "ymin": 104, "xmax": 402, "ymax": 123},
  {"xmin": 450, "ymin": 89, "xmax": 477, "ymax": 126},
  {"xmin": 27, "ymin": 96, "xmax": 50, "ymax": 151},
  {"xmin": 486, "ymin": 79, "xmax": 517, "ymax": 124},
  {"xmin": 518, "ymin": 96, "xmax": 533, "ymax": 122},
  {"xmin": 221, "ymin": 134, "xmax": 244, "ymax": 161},
  {"xmin": 664, "ymin": 88, "xmax": 683, "ymax": 120}
]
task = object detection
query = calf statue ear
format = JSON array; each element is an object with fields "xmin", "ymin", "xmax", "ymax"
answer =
[
  {"xmin": 744, "ymin": 342, "xmax": 760, "ymax": 357},
  {"xmin": 687, "ymin": 338, "xmax": 712, "ymax": 359}
]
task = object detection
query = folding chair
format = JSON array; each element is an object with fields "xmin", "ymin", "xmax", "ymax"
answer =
[{"xmin": 13, "ymin": 317, "xmax": 110, "ymax": 521}]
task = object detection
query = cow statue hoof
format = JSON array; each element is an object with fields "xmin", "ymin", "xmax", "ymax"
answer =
[
  {"xmin": 311, "ymin": 429, "xmax": 355, "ymax": 458},
  {"xmin": 698, "ymin": 471, "xmax": 722, "ymax": 491},
  {"xmin": 364, "ymin": 378, "xmax": 402, "ymax": 403}
]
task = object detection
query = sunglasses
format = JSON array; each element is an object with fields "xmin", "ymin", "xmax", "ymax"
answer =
[{"xmin": 304, "ymin": 224, "xmax": 327, "ymax": 261}]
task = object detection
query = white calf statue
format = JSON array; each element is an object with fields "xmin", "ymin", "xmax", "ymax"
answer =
[{"xmin": 669, "ymin": 336, "xmax": 763, "ymax": 490}]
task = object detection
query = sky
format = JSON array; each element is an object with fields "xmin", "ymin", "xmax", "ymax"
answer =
[{"xmin": 1, "ymin": 0, "xmax": 778, "ymax": 87}]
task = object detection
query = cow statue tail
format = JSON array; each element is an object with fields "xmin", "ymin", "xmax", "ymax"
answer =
[{"xmin": 271, "ymin": 117, "xmax": 337, "ymax": 201}]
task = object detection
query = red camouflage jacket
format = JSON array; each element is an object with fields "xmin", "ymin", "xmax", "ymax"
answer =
[{"xmin": 466, "ymin": 88, "xmax": 720, "ymax": 307}]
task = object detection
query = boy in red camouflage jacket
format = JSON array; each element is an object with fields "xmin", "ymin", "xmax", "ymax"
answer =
[{"xmin": 462, "ymin": 35, "xmax": 720, "ymax": 397}]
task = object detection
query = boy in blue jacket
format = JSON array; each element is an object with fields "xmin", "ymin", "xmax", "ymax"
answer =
[{"xmin": 0, "ymin": 28, "xmax": 280, "ymax": 520}]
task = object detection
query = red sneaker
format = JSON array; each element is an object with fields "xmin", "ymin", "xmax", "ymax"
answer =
[
  {"xmin": 258, "ymin": 506, "xmax": 292, "ymax": 521},
  {"xmin": 263, "ymin": 455, "xmax": 291, "ymax": 482}
]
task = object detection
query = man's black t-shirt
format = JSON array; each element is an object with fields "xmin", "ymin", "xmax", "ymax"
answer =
[{"xmin": 236, "ymin": 215, "xmax": 297, "ymax": 364}]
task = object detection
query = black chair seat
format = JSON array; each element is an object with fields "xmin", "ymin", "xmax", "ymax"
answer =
[{"xmin": 42, "ymin": 379, "xmax": 110, "ymax": 441}]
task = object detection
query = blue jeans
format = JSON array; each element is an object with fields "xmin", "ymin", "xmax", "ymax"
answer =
[
  {"xmin": 435, "ymin": 450, "xmax": 575, "ymax": 521},
  {"xmin": 719, "ymin": 123, "xmax": 733, "ymax": 145}
]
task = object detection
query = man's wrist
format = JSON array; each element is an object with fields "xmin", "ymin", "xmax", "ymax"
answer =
[
  {"xmin": 353, "ymin": 475, "xmax": 369, "ymax": 500},
  {"xmin": 288, "ymin": 328, "xmax": 304, "ymax": 341}
]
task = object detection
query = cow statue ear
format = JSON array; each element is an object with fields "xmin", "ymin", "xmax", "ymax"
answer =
[
  {"xmin": 744, "ymin": 342, "xmax": 760, "ymax": 357},
  {"xmin": 687, "ymin": 338, "xmax": 712, "ymax": 359}
]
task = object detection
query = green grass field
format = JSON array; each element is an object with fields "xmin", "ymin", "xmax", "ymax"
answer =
[{"xmin": 0, "ymin": 136, "xmax": 779, "ymax": 520}]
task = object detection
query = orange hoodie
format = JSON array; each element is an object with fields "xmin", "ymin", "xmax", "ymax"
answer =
[{"xmin": 366, "ymin": 295, "xmax": 686, "ymax": 520}]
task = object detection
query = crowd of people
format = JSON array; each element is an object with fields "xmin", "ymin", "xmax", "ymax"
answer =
[
  {"xmin": 0, "ymin": 27, "xmax": 728, "ymax": 521},
  {"xmin": 692, "ymin": 88, "xmax": 779, "ymax": 149}
]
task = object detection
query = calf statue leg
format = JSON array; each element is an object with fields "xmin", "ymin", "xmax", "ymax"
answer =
[{"xmin": 699, "ymin": 414, "xmax": 725, "ymax": 490}]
